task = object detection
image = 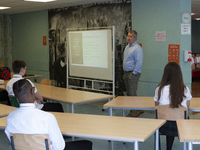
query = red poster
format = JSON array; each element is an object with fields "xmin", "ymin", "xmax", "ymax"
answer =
[
  {"xmin": 43, "ymin": 36, "xmax": 47, "ymax": 46},
  {"xmin": 168, "ymin": 44, "xmax": 180, "ymax": 64}
]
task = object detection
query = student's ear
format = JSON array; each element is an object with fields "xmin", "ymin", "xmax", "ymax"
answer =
[{"xmin": 30, "ymin": 88, "xmax": 34, "ymax": 95}]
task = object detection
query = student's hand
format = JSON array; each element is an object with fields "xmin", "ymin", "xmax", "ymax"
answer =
[{"xmin": 36, "ymin": 99, "xmax": 42, "ymax": 104}]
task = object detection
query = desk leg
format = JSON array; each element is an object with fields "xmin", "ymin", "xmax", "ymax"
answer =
[
  {"xmin": 38, "ymin": 77, "xmax": 41, "ymax": 83},
  {"xmin": 110, "ymin": 141, "xmax": 113, "ymax": 150},
  {"xmin": 71, "ymin": 104, "xmax": 75, "ymax": 141},
  {"xmin": 188, "ymin": 142, "xmax": 192, "ymax": 150},
  {"xmin": 71, "ymin": 104, "xmax": 74, "ymax": 113},
  {"xmin": 155, "ymin": 129, "xmax": 159, "ymax": 150},
  {"xmin": 134, "ymin": 141, "xmax": 138, "ymax": 150},
  {"xmin": 184, "ymin": 142, "xmax": 186, "ymax": 150},
  {"xmin": 109, "ymin": 107, "xmax": 113, "ymax": 116},
  {"xmin": 122, "ymin": 109, "xmax": 125, "ymax": 117}
]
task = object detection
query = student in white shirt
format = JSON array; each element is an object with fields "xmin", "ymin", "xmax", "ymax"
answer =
[
  {"xmin": 5, "ymin": 79, "xmax": 92, "ymax": 150},
  {"xmin": 154, "ymin": 62, "xmax": 192, "ymax": 150},
  {"xmin": 7, "ymin": 60, "xmax": 64, "ymax": 112}
]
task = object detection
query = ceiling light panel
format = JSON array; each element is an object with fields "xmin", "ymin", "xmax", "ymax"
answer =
[
  {"xmin": 25, "ymin": 0, "xmax": 56, "ymax": 2},
  {"xmin": 0, "ymin": 7, "xmax": 11, "ymax": 10}
]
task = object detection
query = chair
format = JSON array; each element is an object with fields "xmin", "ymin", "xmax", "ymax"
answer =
[
  {"xmin": 40, "ymin": 79, "xmax": 51, "ymax": 85},
  {"xmin": 40, "ymin": 79, "xmax": 51, "ymax": 103},
  {"xmin": 0, "ymin": 61, "xmax": 4, "ymax": 68},
  {"xmin": 10, "ymin": 133, "xmax": 50, "ymax": 150},
  {"xmin": 155, "ymin": 105, "xmax": 187, "ymax": 150},
  {"xmin": 9, "ymin": 96, "xmax": 20, "ymax": 108}
]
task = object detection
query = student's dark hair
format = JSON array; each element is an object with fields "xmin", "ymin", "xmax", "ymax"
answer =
[
  {"xmin": 13, "ymin": 79, "xmax": 32, "ymax": 100},
  {"xmin": 157, "ymin": 62, "xmax": 186, "ymax": 108},
  {"xmin": 12, "ymin": 60, "xmax": 26, "ymax": 74}
]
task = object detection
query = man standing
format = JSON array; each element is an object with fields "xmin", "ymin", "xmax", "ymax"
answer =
[{"xmin": 123, "ymin": 30, "xmax": 143, "ymax": 117}]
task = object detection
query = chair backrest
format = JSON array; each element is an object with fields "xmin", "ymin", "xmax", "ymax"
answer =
[
  {"xmin": 0, "ymin": 61, "xmax": 4, "ymax": 68},
  {"xmin": 10, "ymin": 133, "xmax": 50, "ymax": 150},
  {"xmin": 40, "ymin": 79, "xmax": 51, "ymax": 85},
  {"xmin": 9, "ymin": 96, "xmax": 20, "ymax": 108},
  {"xmin": 155, "ymin": 105, "xmax": 187, "ymax": 121}
]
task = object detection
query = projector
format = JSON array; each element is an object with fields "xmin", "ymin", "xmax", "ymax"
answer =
[{"xmin": 0, "ymin": 79, "xmax": 4, "ymax": 84}]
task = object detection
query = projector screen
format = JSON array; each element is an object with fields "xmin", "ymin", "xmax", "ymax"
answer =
[{"xmin": 67, "ymin": 29, "xmax": 113, "ymax": 80}]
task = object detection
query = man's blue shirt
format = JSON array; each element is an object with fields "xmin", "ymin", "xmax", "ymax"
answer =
[{"xmin": 123, "ymin": 41, "xmax": 143, "ymax": 75}]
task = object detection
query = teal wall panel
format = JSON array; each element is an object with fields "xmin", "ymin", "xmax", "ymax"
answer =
[
  {"xmin": 132, "ymin": 0, "xmax": 191, "ymax": 96},
  {"xmin": 11, "ymin": 10, "xmax": 49, "ymax": 79}
]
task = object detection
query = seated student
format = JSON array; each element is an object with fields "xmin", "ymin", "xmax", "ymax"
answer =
[
  {"xmin": 154, "ymin": 62, "xmax": 192, "ymax": 150},
  {"xmin": 6, "ymin": 60, "xmax": 63, "ymax": 112},
  {"xmin": 5, "ymin": 79, "xmax": 93, "ymax": 150}
]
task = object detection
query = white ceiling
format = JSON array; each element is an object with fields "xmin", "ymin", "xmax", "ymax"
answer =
[
  {"xmin": 191, "ymin": 0, "xmax": 200, "ymax": 19},
  {"xmin": 0, "ymin": 0, "xmax": 110, "ymax": 14},
  {"xmin": 0, "ymin": 0, "xmax": 199, "ymax": 20}
]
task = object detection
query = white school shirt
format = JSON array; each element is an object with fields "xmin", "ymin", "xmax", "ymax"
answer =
[
  {"xmin": 5, "ymin": 103, "xmax": 65, "ymax": 150},
  {"xmin": 154, "ymin": 85, "xmax": 192, "ymax": 109},
  {"xmin": 6, "ymin": 75, "xmax": 44, "ymax": 109}
]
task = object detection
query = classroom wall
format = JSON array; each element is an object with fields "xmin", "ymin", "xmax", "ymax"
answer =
[
  {"xmin": 10, "ymin": 0, "xmax": 191, "ymax": 96},
  {"xmin": 11, "ymin": 10, "xmax": 49, "ymax": 79},
  {"xmin": 132, "ymin": 0, "xmax": 191, "ymax": 96}
]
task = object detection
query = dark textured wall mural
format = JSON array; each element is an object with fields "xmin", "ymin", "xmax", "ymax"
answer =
[
  {"xmin": 0, "ymin": 15, "xmax": 12, "ymax": 69},
  {"xmin": 48, "ymin": 1, "xmax": 131, "ymax": 96}
]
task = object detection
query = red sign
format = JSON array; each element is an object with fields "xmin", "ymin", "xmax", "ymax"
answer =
[
  {"xmin": 43, "ymin": 36, "xmax": 47, "ymax": 46},
  {"xmin": 168, "ymin": 44, "xmax": 180, "ymax": 64}
]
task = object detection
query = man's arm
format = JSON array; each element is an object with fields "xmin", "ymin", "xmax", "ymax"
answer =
[{"xmin": 133, "ymin": 46, "xmax": 143, "ymax": 75}]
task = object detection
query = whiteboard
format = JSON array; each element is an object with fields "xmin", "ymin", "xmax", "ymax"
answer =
[{"xmin": 67, "ymin": 29, "xmax": 113, "ymax": 80}]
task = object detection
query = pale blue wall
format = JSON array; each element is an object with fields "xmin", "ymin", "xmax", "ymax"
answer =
[
  {"xmin": 10, "ymin": 1, "xmax": 191, "ymax": 93},
  {"xmin": 132, "ymin": 0, "xmax": 191, "ymax": 96},
  {"xmin": 11, "ymin": 10, "xmax": 49, "ymax": 79}
]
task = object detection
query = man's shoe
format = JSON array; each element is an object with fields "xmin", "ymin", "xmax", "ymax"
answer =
[
  {"xmin": 126, "ymin": 114, "xmax": 134, "ymax": 117},
  {"xmin": 134, "ymin": 110, "xmax": 144, "ymax": 117}
]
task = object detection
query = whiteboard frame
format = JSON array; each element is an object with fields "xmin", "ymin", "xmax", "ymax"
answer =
[{"xmin": 66, "ymin": 26, "xmax": 115, "ymax": 95}]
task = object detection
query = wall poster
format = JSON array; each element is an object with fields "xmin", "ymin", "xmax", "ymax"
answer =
[{"xmin": 168, "ymin": 44, "xmax": 180, "ymax": 64}]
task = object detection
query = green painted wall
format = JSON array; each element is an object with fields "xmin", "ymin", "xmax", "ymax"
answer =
[
  {"xmin": 11, "ymin": 10, "xmax": 49, "ymax": 79},
  {"xmin": 132, "ymin": 0, "xmax": 191, "ymax": 96}
]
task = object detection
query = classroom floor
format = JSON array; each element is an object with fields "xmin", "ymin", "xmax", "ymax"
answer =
[{"xmin": 1, "ymin": 80, "xmax": 200, "ymax": 150}]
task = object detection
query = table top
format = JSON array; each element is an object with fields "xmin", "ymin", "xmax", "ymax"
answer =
[
  {"xmin": 0, "ymin": 104, "xmax": 17, "ymax": 117},
  {"xmin": 177, "ymin": 119, "xmax": 200, "ymax": 142},
  {"xmin": 188, "ymin": 98, "xmax": 200, "ymax": 111},
  {"xmin": 0, "ymin": 112, "xmax": 166, "ymax": 142},
  {"xmin": 10, "ymin": 72, "xmax": 43, "ymax": 79},
  {"xmin": 0, "ymin": 81, "xmax": 114, "ymax": 104},
  {"xmin": 23, "ymin": 74, "xmax": 43, "ymax": 79},
  {"xmin": 34, "ymin": 83, "xmax": 114, "ymax": 104},
  {"xmin": 104, "ymin": 96, "xmax": 200, "ymax": 111},
  {"xmin": 104, "ymin": 96, "xmax": 155, "ymax": 110}
]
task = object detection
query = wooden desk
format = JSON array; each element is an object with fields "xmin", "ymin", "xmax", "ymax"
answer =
[
  {"xmin": 177, "ymin": 119, "xmax": 200, "ymax": 150},
  {"xmin": 10, "ymin": 72, "xmax": 43, "ymax": 83},
  {"xmin": 34, "ymin": 83, "xmax": 114, "ymax": 113},
  {"xmin": 104, "ymin": 96, "xmax": 200, "ymax": 116},
  {"xmin": 188, "ymin": 98, "xmax": 200, "ymax": 112},
  {"xmin": 0, "ymin": 112, "xmax": 166, "ymax": 150},
  {"xmin": 104, "ymin": 96, "xmax": 155, "ymax": 116},
  {"xmin": 0, "ymin": 82, "xmax": 114, "ymax": 113},
  {"xmin": 0, "ymin": 104, "xmax": 17, "ymax": 117},
  {"xmin": 23, "ymin": 74, "xmax": 43, "ymax": 83}
]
